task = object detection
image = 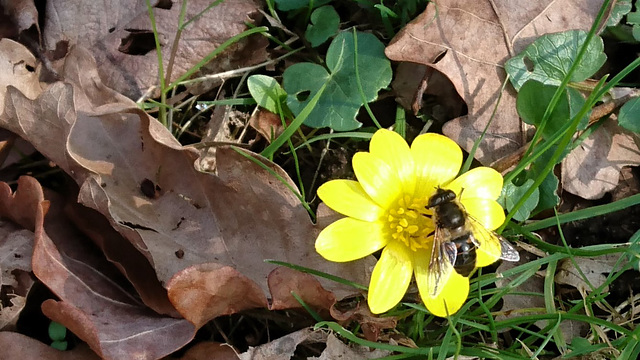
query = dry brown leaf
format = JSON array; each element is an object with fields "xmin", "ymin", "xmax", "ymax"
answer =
[
  {"xmin": 0, "ymin": 331, "xmax": 101, "ymax": 360},
  {"xmin": 0, "ymin": 45, "xmax": 373, "ymax": 332},
  {"xmin": 562, "ymin": 118, "xmax": 640, "ymax": 199},
  {"xmin": 42, "ymin": 0, "xmax": 265, "ymax": 98},
  {"xmin": 249, "ymin": 109, "xmax": 285, "ymax": 143},
  {"xmin": 65, "ymin": 199, "xmax": 180, "ymax": 317},
  {"xmin": 385, "ymin": 0, "xmax": 607, "ymax": 164},
  {"xmin": 28, "ymin": 180, "xmax": 196, "ymax": 359},
  {"xmin": 0, "ymin": 39, "xmax": 42, "ymax": 116},
  {"xmin": 268, "ymin": 267, "xmax": 336, "ymax": 312}
]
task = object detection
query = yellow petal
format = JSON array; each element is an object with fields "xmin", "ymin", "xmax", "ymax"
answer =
[
  {"xmin": 369, "ymin": 129, "xmax": 416, "ymax": 194},
  {"xmin": 316, "ymin": 218, "xmax": 389, "ymax": 262},
  {"xmin": 352, "ymin": 152, "xmax": 402, "ymax": 209},
  {"xmin": 446, "ymin": 167, "xmax": 503, "ymax": 201},
  {"xmin": 368, "ymin": 241, "xmax": 413, "ymax": 314},
  {"xmin": 461, "ymin": 198, "xmax": 505, "ymax": 231},
  {"xmin": 411, "ymin": 133, "xmax": 462, "ymax": 200},
  {"xmin": 420, "ymin": 270, "xmax": 469, "ymax": 317},
  {"xmin": 317, "ymin": 180, "xmax": 386, "ymax": 222}
]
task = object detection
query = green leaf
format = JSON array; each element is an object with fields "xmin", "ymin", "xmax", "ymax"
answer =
[
  {"xmin": 618, "ymin": 97, "xmax": 640, "ymax": 132},
  {"xmin": 607, "ymin": 0, "xmax": 632, "ymax": 26},
  {"xmin": 305, "ymin": 6, "xmax": 340, "ymax": 47},
  {"xmin": 274, "ymin": 0, "xmax": 330, "ymax": 11},
  {"xmin": 48, "ymin": 321, "xmax": 67, "ymax": 341},
  {"xmin": 505, "ymin": 30, "xmax": 606, "ymax": 91},
  {"xmin": 516, "ymin": 81, "xmax": 589, "ymax": 140},
  {"xmin": 499, "ymin": 178, "xmax": 539, "ymax": 222},
  {"xmin": 283, "ymin": 31, "xmax": 392, "ymax": 131},
  {"xmin": 247, "ymin": 75, "xmax": 287, "ymax": 114}
]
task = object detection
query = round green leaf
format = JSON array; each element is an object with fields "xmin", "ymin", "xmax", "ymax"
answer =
[
  {"xmin": 516, "ymin": 80, "xmax": 589, "ymax": 140},
  {"xmin": 618, "ymin": 97, "xmax": 640, "ymax": 133},
  {"xmin": 283, "ymin": 31, "xmax": 392, "ymax": 131},
  {"xmin": 305, "ymin": 6, "xmax": 340, "ymax": 47},
  {"xmin": 505, "ymin": 30, "xmax": 606, "ymax": 91},
  {"xmin": 247, "ymin": 75, "xmax": 287, "ymax": 114}
]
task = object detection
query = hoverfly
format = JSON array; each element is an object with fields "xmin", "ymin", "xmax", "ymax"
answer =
[{"xmin": 425, "ymin": 188, "xmax": 520, "ymax": 296}]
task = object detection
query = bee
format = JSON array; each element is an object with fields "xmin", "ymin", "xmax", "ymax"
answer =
[{"xmin": 425, "ymin": 188, "xmax": 520, "ymax": 296}]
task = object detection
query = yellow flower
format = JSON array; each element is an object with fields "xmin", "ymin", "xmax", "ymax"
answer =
[{"xmin": 315, "ymin": 129, "xmax": 505, "ymax": 317}]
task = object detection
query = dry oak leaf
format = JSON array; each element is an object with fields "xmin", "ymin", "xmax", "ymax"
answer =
[
  {"xmin": 0, "ymin": 46, "xmax": 374, "ymax": 331},
  {"xmin": 2, "ymin": 176, "xmax": 195, "ymax": 360},
  {"xmin": 42, "ymin": 0, "xmax": 265, "ymax": 98},
  {"xmin": 385, "ymin": 0, "xmax": 607, "ymax": 164}
]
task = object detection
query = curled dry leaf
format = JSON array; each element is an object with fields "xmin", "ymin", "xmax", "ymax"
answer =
[
  {"xmin": 42, "ymin": 0, "xmax": 266, "ymax": 98},
  {"xmin": 0, "ymin": 43, "xmax": 373, "ymax": 340},
  {"xmin": 385, "ymin": 0, "xmax": 607, "ymax": 164}
]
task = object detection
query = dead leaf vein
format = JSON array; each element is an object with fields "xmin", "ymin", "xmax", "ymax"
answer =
[
  {"xmin": 511, "ymin": 0, "xmax": 558, "ymax": 46},
  {"xmin": 441, "ymin": 5, "xmax": 501, "ymax": 28},
  {"xmin": 407, "ymin": 32, "xmax": 504, "ymax": 68},
  {"xmin": 100, "ymin": 323, "xmax": 178, "ymax": 343}
]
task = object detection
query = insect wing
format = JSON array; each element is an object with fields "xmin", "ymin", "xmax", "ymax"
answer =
[
  {"xmin": 465, "ymin": 215, "xmax": 520, "ymax": 266},
  {"xmin": 426, "ymin": 227, "xmax": 456, "ymax": 297},
  {"xmin": 498, "ymin": 237, "xmax": 520, "ymax": 261}
]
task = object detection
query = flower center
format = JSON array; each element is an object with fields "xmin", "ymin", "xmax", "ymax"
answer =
[{"xmin": 387, "ymin": 195, "xmax": 434, "ymax": 251}]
